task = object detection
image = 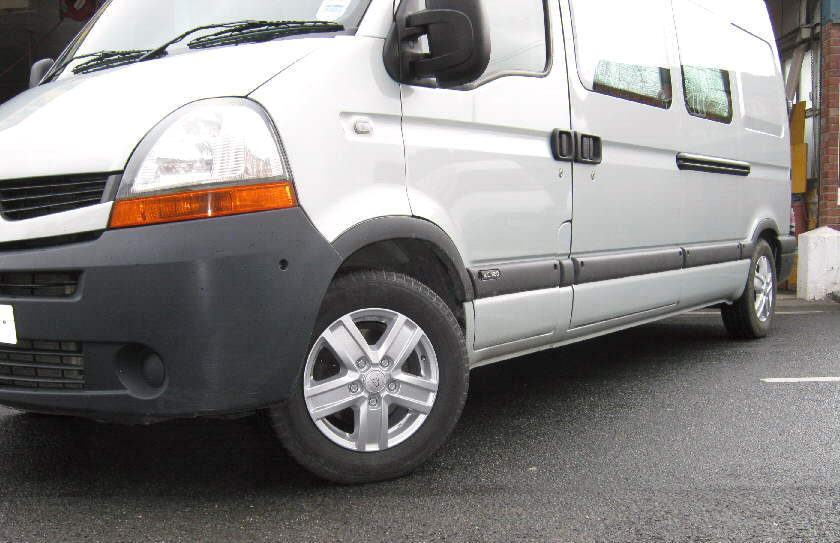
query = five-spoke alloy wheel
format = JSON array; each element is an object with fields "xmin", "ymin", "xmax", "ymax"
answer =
[
  {"xmin": 270, "ymin": 270, "xmax": 468, "ymax": 484},
  {"xmin": 721, "ymin": 239, "xmax": 777, "ymax": 339},
  {"xmin": 303, "ymin": 308, "xmax": 440, "ymax": 453}
]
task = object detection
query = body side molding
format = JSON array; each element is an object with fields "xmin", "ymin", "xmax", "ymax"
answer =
[
  {"xmin": 468, "ymin": 259, "xmax": 561, "ymax": 298},
  {"xmin": 573, "ymin": 248, "xmax": 684, "ymax": 284}
]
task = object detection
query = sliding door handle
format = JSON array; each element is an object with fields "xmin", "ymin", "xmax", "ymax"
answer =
[
  {"xmin": 676, "ymin": 153, "xmax": 750, "ymax": 176},
  {"xmin": 576, "ymin": 133, "xmax": 602, "ymax": 165},
  {"xmin": 550, "ymin": 130, "xmax": 603, "ymax": 164}
]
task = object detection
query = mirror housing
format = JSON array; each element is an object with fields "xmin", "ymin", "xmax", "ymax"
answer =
[
  {"xmin": 30, "ymin": 58, "xmax": 55, "ymax": 88},
  {"xmin": 385, "ymin": 0, "xmax": 490, "ymax": 89}
]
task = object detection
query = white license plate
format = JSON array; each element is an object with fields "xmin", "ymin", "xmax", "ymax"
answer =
[{"xmin": 0, "ymin": 305, "xmax": 17, "ymax": 345}]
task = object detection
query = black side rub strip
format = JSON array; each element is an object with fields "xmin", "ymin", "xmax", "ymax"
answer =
[
  {"xmin": 676, "ymin": 153, "xmax": 751, "ymax": 177},
  {"xmin": 468, "ymin": 259, "xmax": 562, "ymax": 298},
  {"xmin": 573, "ymin": 248, "xmax": 684, "ymax": 285},
  {"xmin": 683, "ymin": 242, "xmax": 742, "ymax": 268},
  {"xmin": 468, "ymin": 235, "xmax": 795, "ymax": 299}
]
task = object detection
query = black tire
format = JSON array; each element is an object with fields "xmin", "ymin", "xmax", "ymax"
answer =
[
  {"xmin": 269, "ymin": 270, "xmax": 469, "ymax": 484},
  {"xmin": 721, "ymin": 239, "xmax": 777, "ymax": 339}
]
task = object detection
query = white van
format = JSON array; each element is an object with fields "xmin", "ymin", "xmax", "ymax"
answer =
[{"xmin": 0, "ymin": 0, "xmax": 795, "ymax": 483}]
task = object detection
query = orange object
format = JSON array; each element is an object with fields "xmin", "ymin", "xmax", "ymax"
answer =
[{"xmin": 109, "ymin": 182, "xmax": 297, "ymax": 229}]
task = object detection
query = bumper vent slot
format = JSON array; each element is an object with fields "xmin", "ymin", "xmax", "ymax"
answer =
[
  {"xmin": 0, "ymin": 340, "xmax": 84, "ymax": 390},
  {"xmin": 0, "ymin": 174, "xmax": 112, "ymax": 221},
  {"xmin": 0, "ymin": 271, "xmax": 80, "ymax": 297}
]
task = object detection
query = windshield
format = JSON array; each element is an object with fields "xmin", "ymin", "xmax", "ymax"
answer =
[{"xmin": 51, "ymin": 0, "xmax": 371, "ymax": 80}]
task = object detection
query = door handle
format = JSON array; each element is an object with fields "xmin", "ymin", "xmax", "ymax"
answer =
[
  {"xmin": 550, "ymin": 130, "xmax": 575, "ymax": 162},
  {"xmin": 550, "ymin": 130, "xmax": 603, "ymax": 165},
  {"xmin": 575, "ymin": 133, "xmax": 602, "ymax": 165}
]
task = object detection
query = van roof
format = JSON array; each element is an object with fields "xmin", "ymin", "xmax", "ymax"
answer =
[{"xmin": 689, "ymin": 0, "xmax": 776, "ymax": 43}]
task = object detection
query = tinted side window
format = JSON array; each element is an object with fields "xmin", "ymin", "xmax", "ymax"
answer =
[
  {"xmin": 682, "ymin": 66, "xmax": 733, "ymax": 123},
  {"xmin": 480, "ymin": 0, "xmax": 548, "ymax": 80},
  {"xmin": 570, "ymin": 0, "xmax": 673, "ymax": 108},
  {"xmin": 673, "ymin": 0, "xmax": 733, "ymax": 123}
]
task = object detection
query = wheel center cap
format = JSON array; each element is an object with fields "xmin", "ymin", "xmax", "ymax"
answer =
[{"xmin": 364, "ymin": 370, "xmax": 387, "ymax": 394}]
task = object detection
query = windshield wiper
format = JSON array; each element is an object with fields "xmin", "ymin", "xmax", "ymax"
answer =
[
  {"xmin": 52, "ymin": 20, "xmax": 346, "ymax": 79},
  {"xmin": 140, "ymin": 20, "xmax": 344, "ymax": 61},
  {"xmin": 187, "ymin": 20, "xmax": 345, "ymax": 50},
  {"xmin": 71, "ymin": 50, "xmax": 152, "ymax": 76}
]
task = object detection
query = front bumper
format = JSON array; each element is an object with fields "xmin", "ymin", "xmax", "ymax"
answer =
[{"xmin": 0, "ymin": 208, "xmax": 340, "ymax": 422}]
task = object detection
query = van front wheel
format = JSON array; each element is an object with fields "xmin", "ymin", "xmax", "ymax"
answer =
[
  {"xmin": 721, "ymin": 239, "xmax": 777, "ymax": 339},
  {"xmin": 270, "ymin": 270, "xmax": 468, "ymax": 484}
]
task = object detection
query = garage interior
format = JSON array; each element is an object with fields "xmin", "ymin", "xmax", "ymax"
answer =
[{"xmin": 0, "ymin": 0, "xmax": 837, "ymax": 238}]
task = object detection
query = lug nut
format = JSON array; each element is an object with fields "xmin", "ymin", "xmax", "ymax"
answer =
[
  {"xmin": 349, "ymin": 382, "xmax": 360, "ymax": 394},
  {"xmin": 387, "ymin": 381, "xmax": 398, "ymax": 392},
  {"xmin": 381, "ymin": 358, "xmax": 392, "ymax": 369},
  {"xmin": 356, "ymin": 358, "xmax": 369, "ymax": 371},
  {"xmin": 368, "ymin": 397, "xmax": 379, "ymax": 408}
]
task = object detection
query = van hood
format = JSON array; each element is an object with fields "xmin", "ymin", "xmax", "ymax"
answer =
[{"xmin": 0, "ymin": 38, "xmax": 323, "ymax": 180}]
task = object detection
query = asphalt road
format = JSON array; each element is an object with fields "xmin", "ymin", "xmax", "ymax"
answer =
[{"xmin": 0, "ymin": 295, "xmax": 838, "ymax": 543}]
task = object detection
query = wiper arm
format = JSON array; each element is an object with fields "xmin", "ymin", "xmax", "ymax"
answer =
[
  {"xmin": 140, "ymin": 20, "xmax": 344, "ymax": 61},
  {"xmin": 51, "ymin": 20, "xmax": 346, "ymax": 79},
  {"xmin": 71, "ymin": 50, "xmax": 152, "ymax": 75},
  {"xmin": 188, "ymin": 20, "xmax": 345, "ymax": 50}
]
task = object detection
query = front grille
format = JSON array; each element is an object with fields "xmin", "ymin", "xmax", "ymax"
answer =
[
  {"xmin": 0, "ymin": 271, "xmax": 80, "ymax": 297},
  {"xmin": 0, "ymin": 340, "xmax": 84, "ymax": 390},
  {"xmin": 0, "ymin": 174, "xmax": 111, "ymax": 221}
]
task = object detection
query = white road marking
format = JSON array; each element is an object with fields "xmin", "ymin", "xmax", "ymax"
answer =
[
  {"xmin": 761, "ymin": 377, "xmax": 840, "ymax": 383},
  {"xmin": 684, "ymin": 311, "xmax": 825, "ymax": 316}
]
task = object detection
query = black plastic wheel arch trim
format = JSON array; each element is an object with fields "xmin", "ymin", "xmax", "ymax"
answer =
[{"xmin": 332, "ymin": 216, "xmax": 475, "ymax": 302}]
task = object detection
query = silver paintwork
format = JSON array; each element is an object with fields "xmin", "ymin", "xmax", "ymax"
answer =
[
  {"xmin": 303, "ymin": 308, "xmax": 439, "ymax": 453},
  {"xmin": 473, "ymin": 288, "xmax": 571, "ymax": 350},
  {"xmin": 0, "ymin": 203, "xmax": 112, "ymax": 244},
  {"xmin": 0, "ymin": 0, "xmax": 791, "ymax": 375},
  {"xmin": 753, "ymin": 256, "xmax": 775, "ymax": 322}
]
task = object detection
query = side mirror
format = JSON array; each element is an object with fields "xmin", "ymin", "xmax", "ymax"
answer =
[
  {"xmin": 385, "ymin": 0, "xmax": 490, "ymax": 89},
  {"xmin": 30, "ymin": 58, "xmax": 55, "ymax": 88}
]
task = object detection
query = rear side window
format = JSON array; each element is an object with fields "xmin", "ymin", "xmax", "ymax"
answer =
[
  {"xmin": 479, "ymin": 0, "xmax": 548, "ymax": 80},
  {"xmin": 673, "ymin": 0, "xmax": 733, "ymax": 123},
  {"xmin": 569, "ymin": 0, "xmax": 673, "ymax": 108}
]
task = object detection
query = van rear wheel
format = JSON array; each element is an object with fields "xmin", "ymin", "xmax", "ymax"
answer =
[
  {"xmin": 269, "ymin": 270, "xmax": 468, "ymax": 484},
  {"xmin": 721, "ymin": 239, "xmax": 777, "ymax": 339}
]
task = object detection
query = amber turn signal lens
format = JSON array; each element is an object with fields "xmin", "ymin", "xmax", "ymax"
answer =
[{"xmin": 109, "ymin": 182, "xmax": 297, "ymax": 229}]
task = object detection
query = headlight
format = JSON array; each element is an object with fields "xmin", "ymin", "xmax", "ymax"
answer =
[{"xmin": 110, "ymin": 98, "xmax": 297, "ymax": 229}]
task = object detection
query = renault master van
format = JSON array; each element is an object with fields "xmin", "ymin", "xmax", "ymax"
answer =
[{"xmin": 0, "ymin": 0, "xmax": 795, "ymax": 483}]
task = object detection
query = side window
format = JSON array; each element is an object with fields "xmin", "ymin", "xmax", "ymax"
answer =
[
  {"xmin": 479, "ymin": 0, "xmax": 548, "ymax": 80},
  {"xmin": 673, "ymin": 0, "xmax": 733, "ymax": 123},
  {"xmin": 569, "ymin": 0, "xmax": 673, "ymax": 109}
]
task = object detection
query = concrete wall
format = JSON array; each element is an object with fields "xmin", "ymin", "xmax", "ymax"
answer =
[{"xmin": 0, "ymin": 0, "xmax": 85, "ymax": 104}]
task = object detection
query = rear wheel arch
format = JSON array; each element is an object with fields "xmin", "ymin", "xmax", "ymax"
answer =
[{"xmin": 749, "ymin": 219, "xmax": 782, "ymax": 273}]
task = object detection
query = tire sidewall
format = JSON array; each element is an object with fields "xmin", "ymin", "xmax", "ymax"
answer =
[
  {"xmin": 745, "ymin": 240, "xmax": 777, "ymax": 335},
  {"xmin": 276, "ymin": 272, "xmax": 467, "ymax": 482}
]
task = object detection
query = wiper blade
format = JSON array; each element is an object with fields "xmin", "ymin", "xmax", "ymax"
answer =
[
  {"xmin": 56, "ymin": 20, "xmax": 345, "ymax": 79},
  {"xmin": 188, "ymin": 20, "xmax": 344, "ymax": 50},
  {"xmin": 71, "ymin": 50, "xmax": 152, "ymax": 75}
]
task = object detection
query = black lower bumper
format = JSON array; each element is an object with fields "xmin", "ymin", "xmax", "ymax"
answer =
[
  {"xmin": 778, "ymin": 235, "xmax": 797, "ymax": 284},
  {"xmin": 0, "ymin": 209, "xmax": 340, "ymax": 422}
]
